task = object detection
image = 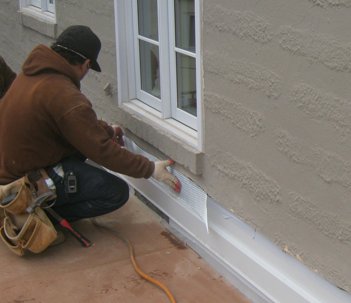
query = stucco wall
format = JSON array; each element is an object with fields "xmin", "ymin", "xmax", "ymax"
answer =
[
  {"xmin": 1, "ymin": 1, "xmax": 52, "ymax": 75},
  {"xmin": 55, "ymin": 0, "xmax": 121, "ymax": 123},
  {"xmin": 0, "ymin": 0, "xmax": 119, "ymax": 123},
  {"xmin": 202, "ymin": 0, "xmax": 351, "ymax": 292}
]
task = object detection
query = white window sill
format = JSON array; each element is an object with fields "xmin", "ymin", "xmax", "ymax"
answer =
[
  {"xmin": 120, "ymin": 100, "xmax": 204, "ymax": 175},
  {"xmin": 126, "ymin": 100, "xmax": 198, "ymax": 148},
  {"xmin": 18, "ymin": 6, "xmax": 57, "ymax": 38}
]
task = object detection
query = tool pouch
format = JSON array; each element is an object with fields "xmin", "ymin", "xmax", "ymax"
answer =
[
  {"xmin": 0, "ymin": 176, "xmax": 33, "ymax": 215},
  {"xmin": 0, "ymin": 174, "xmax": 57, "ymax": 256}
]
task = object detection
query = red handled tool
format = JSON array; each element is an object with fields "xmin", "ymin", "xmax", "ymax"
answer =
[{"xmin": 46, "ymin": 208, "xmax": 92, "ymax": 247}]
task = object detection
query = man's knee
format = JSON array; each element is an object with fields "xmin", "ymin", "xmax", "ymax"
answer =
[
  {"xmin": 114, "ymin": 179, "xmax": 130, "ymax": 206},
  {"xmin": 103, "ymin": 177, "xmax": 129, "ymax": 212}
]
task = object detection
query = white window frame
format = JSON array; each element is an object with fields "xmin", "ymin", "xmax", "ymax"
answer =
[
  {"xmin": 20, "ymin": 0, "xmax": 56, "ymax": 16},
  {"xmin": 114, "ymin": 0, "xmax": 203, "ymax": 151},
  {"xmin": 132, "ymin": 1, "xmax": 163, "ymax": 112}
]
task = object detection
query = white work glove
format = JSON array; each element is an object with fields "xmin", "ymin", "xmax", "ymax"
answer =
[{"xmin": 152, "ymin": 160, "xmax": 182, "ymax": 193}]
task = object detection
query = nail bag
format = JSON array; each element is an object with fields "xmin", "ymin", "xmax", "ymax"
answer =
[{"xmin": 0, "ymin": 174, "xmax": 57, "ymax": 256}]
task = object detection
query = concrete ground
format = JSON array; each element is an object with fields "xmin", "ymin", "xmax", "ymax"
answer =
[{"xmin": 0, "ymin": 194, "xmax": 251, "ymax": 303}]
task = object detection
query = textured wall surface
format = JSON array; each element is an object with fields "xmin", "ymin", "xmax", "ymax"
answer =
[
  {"xmin": 203, "ymin": 0, "xmax": 351, "ymax": 292},
  {"xmin": 0, "ymin": 0, "xmax": 120, "ymax": 123},
  {"xmin": 55, "ymin": 0, "xmax": 121, "ymax": 123},
  {"xmin": 1, "ymin": 1, "xmax": 51, "ymax": 75}
]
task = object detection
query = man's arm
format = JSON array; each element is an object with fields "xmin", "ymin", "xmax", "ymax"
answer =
[{"xmin": 56, "ymin": 92, "xmax": 181, "ymax": 192}]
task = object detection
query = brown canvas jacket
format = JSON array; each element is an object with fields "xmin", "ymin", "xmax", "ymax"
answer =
[{"xmin": 0, "ymin": 45, "xmax": 154, "ymax": 184}]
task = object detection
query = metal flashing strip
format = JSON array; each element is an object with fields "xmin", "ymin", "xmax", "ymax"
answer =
[
  {"xmin": 123, "ymin": 137, "xmax": 208, "ymax": 231},
  {"xmin": 105, "ymin": 137, "xmax": 351, "ymax": 303}
]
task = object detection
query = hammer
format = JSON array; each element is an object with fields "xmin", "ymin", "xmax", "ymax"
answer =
[
  {"xmin": 26, "ymin": 192, "xmax": 92, "ymax": 248},
  {"xmin": 45, "ymin": 207, "xmax": 93, "ymax": 248}
]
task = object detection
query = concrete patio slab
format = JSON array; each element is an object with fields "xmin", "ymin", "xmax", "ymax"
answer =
[{"xmin": 0, "ymin": 195, "xmax": 251, "ymax": 303}]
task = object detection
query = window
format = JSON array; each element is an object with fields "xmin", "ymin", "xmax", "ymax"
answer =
[
  {"xmin": 19, "ymin": 0, "xmax": 56, "ymax": 38},
  {"xmin": 30, "ymin": 0, "xmax": 55, "ymax": 13},
  {"xmin": 116, "ymin": 0, "xmax": 202, "ymax": 145},
  {"xmin": 21, "ymin": 0, "xmax": 55, "ymax": 14}
]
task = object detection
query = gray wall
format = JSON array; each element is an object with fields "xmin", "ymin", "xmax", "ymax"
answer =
[
  {"xmin": 1, "ymin": 0, "xmax": 350, "ymax": 293},
  {"xmin": 55, "ymin": 0, "xmax": 121, "ymax": 123},
  {"xmin": 1, "ymin": 1, "xmax": 52, "ymax": 75},
  {"xmin": 202, "ymin": 0, "xmax": 351, "ymax": 292},
  {"xmin": 0, "ymin": 0, "xmax": 120, "ymax": 122}
]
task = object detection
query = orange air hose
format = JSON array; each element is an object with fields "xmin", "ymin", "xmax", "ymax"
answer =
[{"xmin": 92, "ymin": 220, "xmax": 177, "ymax": 303}]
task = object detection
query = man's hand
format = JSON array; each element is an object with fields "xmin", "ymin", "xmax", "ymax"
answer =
[
  {"xmin": 152, "ymin": 160, "xmax": 182, "ymax": 193},
  {"xmin": 111, "ymin": 125, "xmax": 125, "ymax": 146}
]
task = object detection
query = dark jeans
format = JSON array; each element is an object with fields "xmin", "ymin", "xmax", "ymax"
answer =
[{"xmin": 47, "ymin": 157, "xmax": 129, "ymax": 222}]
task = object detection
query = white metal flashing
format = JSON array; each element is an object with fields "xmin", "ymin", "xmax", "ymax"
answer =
[
  {"xmin": 123, "ymin": 137, "xmax": 208, "ymax": 229},
  {"xmin": 106, "ymin": 137, "xmax": 351, "ymax": 303}
]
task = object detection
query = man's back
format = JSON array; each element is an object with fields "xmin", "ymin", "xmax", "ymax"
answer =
[
  {"xmin": 0, "ymin": 44, "xmax": 154, "ymax": 185},
  {"xmin": 0, "ymin": 45, "xmax": 84, "ymax": 184}
]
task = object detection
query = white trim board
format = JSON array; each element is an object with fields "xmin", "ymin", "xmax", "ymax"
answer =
[{"xmin": 105, "ymin": 140, "xmax": 350, "ymax": 303}]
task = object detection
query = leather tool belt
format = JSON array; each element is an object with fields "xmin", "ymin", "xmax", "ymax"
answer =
[{"xmin": 0, "ymin": 171, "xmax": 57, "ymax": 256}]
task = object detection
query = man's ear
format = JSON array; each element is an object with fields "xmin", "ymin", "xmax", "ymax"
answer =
[
  {"xmin": 83, "ymin": 59, "xmax": 91, "ymax": 70},
  {"xmin": 77, "ymin": 59, "xmax": 91, "ymax": 79}
]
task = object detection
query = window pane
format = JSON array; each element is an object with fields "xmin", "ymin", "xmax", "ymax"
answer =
[
  {"xmin": 139, "ymin": 40, "xmax": 161, "ymax": 98},
  {"xmin": 137, "ymin": 0, "xmax": 159, "ymax": 41},
  {"xmin": 176, "ymin": 53, "xmax": 196, "ymax": 116},
  {"xmin": 175, "ymin": 0, "xmax": 195, "ymax": 52},
  {"xmin": 30, "ymin": 0, "xmax": 41, "ymax": 8},
  {"xmin": 47, "ymin": 0, "xmax": 55, "ymax": 13}
]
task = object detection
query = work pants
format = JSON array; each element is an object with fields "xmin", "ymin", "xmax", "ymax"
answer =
[{"xmin": 46, "ymin": 157, "xmax": 129, "ymax": 222}]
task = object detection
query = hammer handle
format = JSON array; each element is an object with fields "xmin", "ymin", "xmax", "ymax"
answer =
[
  {"xmin": 59, "ymin": 218, "xmax": 92, "ymax": 247},
  {"xmin": 46, "ymin": 207, "xmax": 92, "ymax": 247}
]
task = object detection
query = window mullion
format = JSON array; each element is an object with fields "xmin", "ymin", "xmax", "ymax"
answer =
[
  {"xmin": 126, "ymin": 0, "xmax": 137, "ymax": 101},
  {"xmin": 168, "ymin": 0, "xmax": 178, "ymax": 121},
  {"xmin": 195, "ymin": 0, "xmax": 203, "ymax": 149},
  {"xmin": 159, "ymin": 1, "xmax": 171, "ymax": 119},
  {"xmin": 132, "ymin": 0, "xmax": 141, "ymax": 101}
]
